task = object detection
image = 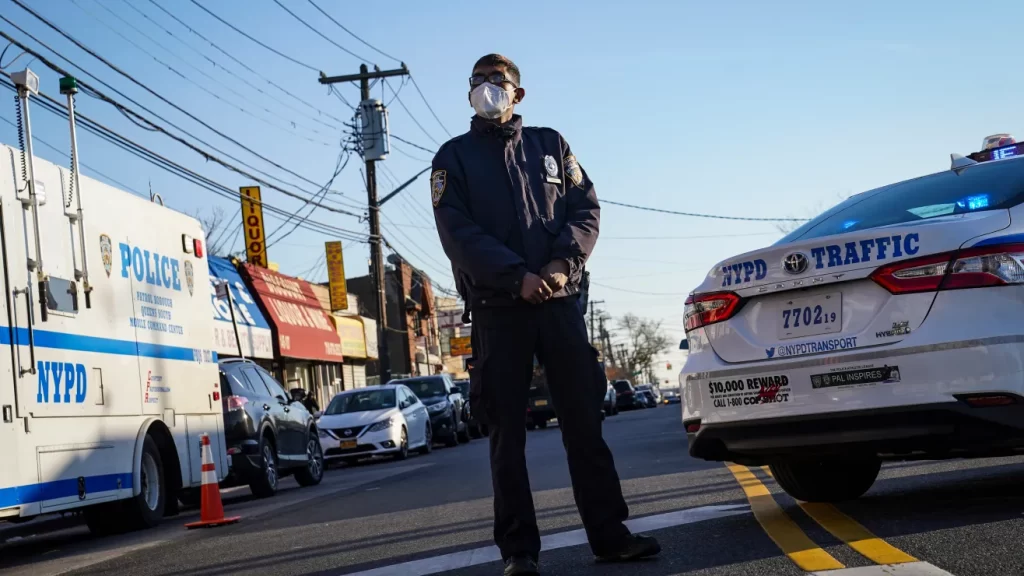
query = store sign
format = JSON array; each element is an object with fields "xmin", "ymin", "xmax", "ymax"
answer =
[
  {"xmin": 208, "ymin": 257, "xmax": 273, "ymax": 359},
  {"xmin": 335, "ymin": 315, "xmax": 367, "ymax": 359},
  {"xmin": 242, "ymin": 263, "xmax": 343, "ymax": 362},
  {"xmin": 450, "ymin": 336, "xmax": 472, "ymax": 357},
  {"xmin": 240, "ymin": 186, "xmax": 267, "ymax": 268},
  {"xmin": 325, "ymin": 241, "xmax": 348, "ymax": 312}
]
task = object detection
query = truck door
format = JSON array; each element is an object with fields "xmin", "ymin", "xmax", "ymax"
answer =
[{"xmin": 0, "ymin": 197, "xmax": 22, "ymax": 513}]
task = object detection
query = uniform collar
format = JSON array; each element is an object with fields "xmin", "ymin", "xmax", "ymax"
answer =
[{"xmin": 470, "ymin": 114, "xmax": 522, "ymax": 139}]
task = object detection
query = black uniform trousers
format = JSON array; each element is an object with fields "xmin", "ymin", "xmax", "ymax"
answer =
[{"xmin": 470, "ymin": 296, "xmax": 630, "ymax": 561}]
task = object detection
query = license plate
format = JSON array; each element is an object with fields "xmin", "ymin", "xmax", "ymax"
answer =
[
  {"xmin": 340, "ymin": 440, "xmax": 357, "ymax": 449},
  {"xmin": 777, "ymin": 292, "xmax": 842, "ymax": 340},
  {"xmin": 535, "ymin": 399, "xmax": 548, "ymax": 407}
]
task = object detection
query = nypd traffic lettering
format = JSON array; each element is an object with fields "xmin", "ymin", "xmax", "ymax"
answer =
[
  {"xmin": 809, "ymin": 233, "xmax": 919, "ymax": 270},
  {"xmin": 119, "ymin": 242, "xmax": 181, "ymax": 291},
  {"xmin": 721, "ymin": 259, "xmax": 768, "ymax": 287},
  {"xmin": 36, "ymin": 361, "xmax": 87, "ymax": 403}
]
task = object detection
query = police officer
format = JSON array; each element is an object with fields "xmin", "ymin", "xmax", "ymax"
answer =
[{"xmin": 432, "ymin": 54, "xmax": 660, "ymax": 576}]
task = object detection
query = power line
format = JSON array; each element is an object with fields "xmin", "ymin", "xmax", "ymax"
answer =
[
  {"xmin": 142, "ymin": 0, "xmax": 345, "ymax": 126},
  {"xmin": 270, "ymin": 0, "xmax": 371, "ymax": 64},
  {"xmin": 3, "ymin": 4, "xmax": 361, "ymax": 206},
  {"xmin": 71, "ymin": 0, "xmax": 335, "ymax": 146},
  {"xmin": 188, "ymin": 0, "xmax": 320, "ymax": 73},
  {"xmin": 590, "ymin": 281, "xmax": 690, "ymax": 296},
  {"xmin": 385, "ymin": 79, "xmax": 440, "ymax": 146},
  {"xmin": 0, "ymin": 74, "xmax": 368, "ymax": 244},
  {"xmin": 602, "ymin": 232, "xmax": 778, "ymax": 240},
  {"xmin": 120, "ymin": 0, "xmax": 340, "ymax": 131},
  {"xmin": 409, "ymin": 75, "xmax": 452, "ymax": 138},
  {"xmin": 0, "ymin": 115, "xmax": 146, "ymax": 198},
  {"xmin": 390, "ymin": 133, "xmax": 436, "ymax": 156},
  {"xmin": 0, "ymin": 22, "xmax": 362, "ymax": 219},
  {"xmin": 266, "ymin": 151, "xmax": 353, "ymax": 248},
  {"xmin": 306, "ymin": 0, "xmax": 402, "ymax": 64},
  {"xmin": 600, "ymin": 199, "xmax": 809, "ymax": 222}
]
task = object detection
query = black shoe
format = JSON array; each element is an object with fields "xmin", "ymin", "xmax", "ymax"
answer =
[
  {"xmin": 594, "ymin": 533, "xmax": 661, "ymax": 562},
  {"xmin": 503, "ymin": 555, "xmax": 539, "ymax": 576}
]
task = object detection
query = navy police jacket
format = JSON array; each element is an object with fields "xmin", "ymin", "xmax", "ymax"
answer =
[{"xmin": 431, "ymin": 115, "xmax": 600, "ymax": 306}]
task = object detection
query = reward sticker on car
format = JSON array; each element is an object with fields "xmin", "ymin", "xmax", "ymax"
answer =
[
  {"xmin": 707, "ymin": 374, "xmax": 791, "ymax": 408},
  {"xmin": 810, "ymin": 366, "xmax": 901, "ymax": 389}
]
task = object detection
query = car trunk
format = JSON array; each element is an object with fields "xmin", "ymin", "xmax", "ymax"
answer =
[{"xmin": 698, "ymin": 210, "xmax": 1010, "ymax": 363}]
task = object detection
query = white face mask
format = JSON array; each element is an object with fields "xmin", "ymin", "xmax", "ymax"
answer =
[{"xmin": 470, "ymin": 82, "xmax": 514, "ymax": 119}]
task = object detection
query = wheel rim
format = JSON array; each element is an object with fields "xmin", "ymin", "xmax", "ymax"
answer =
[
  {"xmin": 263, "ymin": 444, "xmax": 278, "ymax": 489},
  {"xmin": 307, "ymin": 439, "xmax": 323, "ymax": 479},
  {"xmin": 401, "ymin": 429, "xmax": 408, "ymax": 454},
  {"xmin": 425, "ymin": 423, "xmax": 432, "ymax": 446},
  {"xmin": 140, "ymin": 452, "xmax": 160, "ymax": 511}
]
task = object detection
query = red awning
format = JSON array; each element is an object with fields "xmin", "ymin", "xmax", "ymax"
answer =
[{"xmin": 241, "ymin": 264, "xmax": 343, "ymax": 362}]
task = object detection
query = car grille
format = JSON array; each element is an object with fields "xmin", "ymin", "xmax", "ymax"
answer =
[{"xmin": 330, "ymin": 425, "xmax": 366, "ymax": 439}]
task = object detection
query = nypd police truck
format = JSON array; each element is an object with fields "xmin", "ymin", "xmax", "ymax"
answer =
[{"xmin": 0, "ymin": 70, "xmax": 225, "ymax": 533}]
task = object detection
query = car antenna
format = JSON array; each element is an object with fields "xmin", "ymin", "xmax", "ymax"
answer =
[{"xmin": 950, "ymin": 153, "xmax": 977, "ymax": 175}]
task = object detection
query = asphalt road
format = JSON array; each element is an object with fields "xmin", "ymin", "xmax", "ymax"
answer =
[{"xmin": 4, "ymin": 405, "xmax": 1024, "ymax": 576}]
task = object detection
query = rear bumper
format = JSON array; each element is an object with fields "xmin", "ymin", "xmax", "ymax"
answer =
[{"xmin": 688, "ymin": 398, "xmax": 1024, "ymax": 465}]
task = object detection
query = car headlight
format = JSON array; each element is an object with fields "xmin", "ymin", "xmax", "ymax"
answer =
[
  {"xmin": 367, "ymin": 417, "xmax": 394, "ymax": 432},
  {"xmin": 427, "ymin": 402, "xmax": 447, "ymax": 414}
]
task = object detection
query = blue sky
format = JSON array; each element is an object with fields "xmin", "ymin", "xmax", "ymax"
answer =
[{"xmin": 2, "ymin": 0, "xmax": 1021, "ymax": 383}]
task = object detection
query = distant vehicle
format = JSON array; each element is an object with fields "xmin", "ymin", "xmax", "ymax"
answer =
[
  {"xmin": 453, "ymin": 379, "xmax": 487, "ymax": 438},
  {"xmin": 393, "ymin": 375, "xmax": 469, "ymax": 446},
  {"xmin": 527, "ymin": 360, "xmax": 557, "ymax": 430},
  {"xmin": 637, "ymin": 389, "xmax": 658, "ymax": 408},
  {"xmin": 603, "ymin": 385, "xmax": 619, "ymax": 416},
  {"xmin": 317, "ymin": 384, "xmax": 432, "ymax": 464},
  {"xmin": 612, "ymin": 380, "xmax": 643, "ymax": 410},
  {"xmin": 662, "ymin": 390, "xmax": 682, "ymax": 405},
  {"xmin": 684, "ymin": 135, "xmax": 1024, "ymax": 503},
  {"xmin": 218, "ymin": 359, "xmax": 324, "ymax": 499},
  {"xmin": 635, "ymin": 384, "xmax": 662, "ymax": 404}
]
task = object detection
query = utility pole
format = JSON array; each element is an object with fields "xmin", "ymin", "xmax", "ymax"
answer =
[
  {"xmin": 588, "ymin": 300, "xmax": 605, "ymax": 345},
  {"xmin": 319, "ymin": 64, "xmax": 409, "ymax": 383}
]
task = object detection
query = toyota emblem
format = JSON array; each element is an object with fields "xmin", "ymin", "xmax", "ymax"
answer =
[{"xmin": 783, "ymin": 253, "xmax": 809, "ymax": 275}]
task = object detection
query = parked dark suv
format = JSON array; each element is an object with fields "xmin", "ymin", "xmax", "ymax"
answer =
[
  {"xmin": 613, "ymin": 380, "xmax": 643, "ymax": 411},
  {"xmin": 393, "ymin": 375, "xmax": 469, "ymax": 446},
  {"xmin": 217, "ymin": 359, "xmax": 324, "ymax": 498}
]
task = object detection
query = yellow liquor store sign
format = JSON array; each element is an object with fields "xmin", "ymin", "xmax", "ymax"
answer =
[
  {"xmin": 240, "ymin": 186, "xmax": 267, "ymax": 268},
  {"xmin": 325, "ymin": 241, "xmax": 348, "ymax": 312}
]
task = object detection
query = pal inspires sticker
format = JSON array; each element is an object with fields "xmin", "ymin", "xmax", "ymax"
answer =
[{"xmin": 99, "ymin": 234, "xmax": 113, "ymax": 277}]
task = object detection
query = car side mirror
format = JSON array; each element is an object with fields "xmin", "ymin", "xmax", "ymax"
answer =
[{"xmin": 679, "ymin": 339, "xmax": 689, "ymax": 350}]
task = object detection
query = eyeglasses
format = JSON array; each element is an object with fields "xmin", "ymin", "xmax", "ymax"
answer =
[{"xmin": 469, "ymin": 73, "xmax": 517, "ymax": 88}]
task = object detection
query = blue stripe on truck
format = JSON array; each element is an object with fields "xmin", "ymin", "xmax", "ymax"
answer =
[
  {"xmin": 0, "ymin": 326, "xmax": 217, "ymax": 362},
  {"xmin": 0, "ymin": 472, "xmax": 134, "ymax": 508}
]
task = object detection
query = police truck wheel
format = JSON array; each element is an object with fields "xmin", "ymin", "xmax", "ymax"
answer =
[
  {"xmin": 90, "ymin": 435, "xmax": 166, "ymax": 534},
  {"xmin": 770, "ymin": 455, "xmax": 881, "ymax": 503},
  {"xmin": 249, "ymin": 435, "xmax": 279, "ymax": 498},
  {"xmin": 295, "ymin": 435, "xmax": 324, "ymax": 487}
]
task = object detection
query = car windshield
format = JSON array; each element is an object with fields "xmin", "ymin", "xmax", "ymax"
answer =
[
  {"xmin": 325, "ymin": 389, "xmax": 396, "ymax": 414},
  {"xmin": 400, "ymin": 378, "xmax": 447, "ymax": 398},
  {"xmin": 777, "ymin": 159, "xmax": 1024, "ymax": 244}
]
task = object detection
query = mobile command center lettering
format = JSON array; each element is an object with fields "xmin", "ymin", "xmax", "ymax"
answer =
[
  {"xmin": 119, "ymin": 242, "xmax": 181, "ymax": 291},
  {"xmin": 36, "ymin": 361, "xmax": 87, "ymax": 403}
]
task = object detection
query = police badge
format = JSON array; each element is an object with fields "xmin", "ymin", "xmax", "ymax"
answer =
[
  {"xmin": 99, "ymin": 234, "xmax": 113, "ymax": 277},
  {"xmin": 564, "ymin": 155, "xmax": 583, "ymax": 187},
  {"xmin": 184, "ymin": 261, "xmax": 194, "ymax": 296},
  {"xmin": 430, "ymin": 170, "xmax": 446, "ymax": 208},
  {"xmin": 543, "ymin": 155, "xmax": 558, "ymax": 177}
]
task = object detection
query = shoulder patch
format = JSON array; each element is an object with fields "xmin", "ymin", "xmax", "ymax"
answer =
[
  {"xmin": 563, "ymin": 155, "xmax": 583, "ymax": 187},
  {"xmin": 431, "ymin": 170, "xmax": 447, "ymax": 207}
]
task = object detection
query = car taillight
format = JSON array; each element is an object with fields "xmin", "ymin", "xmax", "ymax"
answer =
[
  {"xmin": 226, "ymin": 395, "xmax": 248, "ymax": 411},
  {"xmin": 871, "ymin": 243, "xmax": 1024, "ymax": 294},
  {"xmin": 684, "ymin": 292, "xmax": 742, "ymax": 332}
]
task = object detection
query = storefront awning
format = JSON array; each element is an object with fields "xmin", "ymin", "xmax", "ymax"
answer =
[
  {"xmin": 208, "ymin": 257, "xmax": 274, "ymax": 359},
  {"xmin": 241, "ymin": 264, "xmax": 343, "ymax": 363}
]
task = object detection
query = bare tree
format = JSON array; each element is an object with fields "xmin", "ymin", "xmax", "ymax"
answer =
[
  {"xmin": 190, "ymin": 206, "xmax": 233, "ymax": 257},
  {"xmin": 618, "ymin": 314, "xmax": 671, "ymax": 384}
]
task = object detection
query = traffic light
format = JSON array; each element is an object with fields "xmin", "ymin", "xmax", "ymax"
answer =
[{"xmin": 666, "ymin": 362, "xmax": 672, "ymax": 370}]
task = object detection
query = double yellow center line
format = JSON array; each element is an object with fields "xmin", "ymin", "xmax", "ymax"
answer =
[{"xmin": 727, "ymin": 463, "xmax": 917, "ymax": 572}]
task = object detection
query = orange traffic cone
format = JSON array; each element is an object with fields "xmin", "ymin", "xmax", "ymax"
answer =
[{"xmin": 184, "ymin": 433, "xmax": 241, "ymax": 529}]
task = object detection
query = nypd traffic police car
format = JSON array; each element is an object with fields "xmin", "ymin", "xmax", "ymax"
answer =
[{"xmin": 681, "ymin": 134, "xmax": 1024, "ymax": 502}]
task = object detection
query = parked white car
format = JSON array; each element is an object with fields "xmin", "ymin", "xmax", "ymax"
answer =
[{"xmin": 317, "ymin": 385, "xmax": 432, "ymax": 464}]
